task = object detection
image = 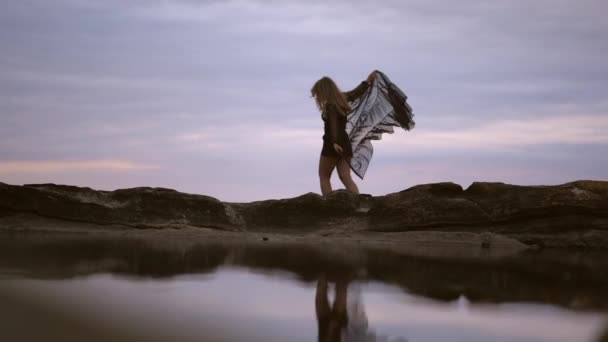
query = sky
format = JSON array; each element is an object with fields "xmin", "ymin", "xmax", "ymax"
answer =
[{"xmin": 1, "ymin": 0, "xmax": 607, "ymax": 202}]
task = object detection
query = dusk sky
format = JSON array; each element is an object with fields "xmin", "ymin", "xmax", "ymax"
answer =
[{"xmin": 1, "ymin": 0, "xmax": 607, "ymax": 201}]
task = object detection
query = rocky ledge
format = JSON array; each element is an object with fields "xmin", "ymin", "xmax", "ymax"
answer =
[{"xmin": 1, "ymin": 180, "xmax": 607, "ymax": 248}]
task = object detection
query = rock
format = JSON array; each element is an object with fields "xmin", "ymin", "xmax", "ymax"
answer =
[
  {"xmin": 571, "ymin": 180, "xmax": 608, "ymax": 196},
  {"xmin": 462, "ymin": 181, "xmax": 608, "ymax": 234},
  {"xmin": 581, "ymin": 230, "xmax": 608, "ymax": 249},
  {"xmin": 1, "ymin": 180, "xmax": 607, "ymax": 248},
  {"xmin": 368, "ymin": 182, "xmax": 489, "ymax": 231},
  {"xmin": 404, "ymin": 182, "xmax": 465, "ymax": 196},
  {"xmin": 0, "ymin": 182, "xmax": 235, "ymax": 230},
  {"xmin": 226, "ymin": 190, "xmax": 364, "ymax": 232}
]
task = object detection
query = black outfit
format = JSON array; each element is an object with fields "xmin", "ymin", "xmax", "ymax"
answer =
[{"xmin": 321, "ymin": 81, "xmax": 370, "ymax": 158}]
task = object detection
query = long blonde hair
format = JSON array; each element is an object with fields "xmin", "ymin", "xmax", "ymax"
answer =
[{"xmin": 310, "ymin": 76, "xmax": 351, "ymax": 116}]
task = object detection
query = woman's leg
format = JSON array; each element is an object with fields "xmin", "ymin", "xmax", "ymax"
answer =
[
  {"xmin": 327, "ymin": 279, "xmax": 349, "ymax": 341},
  {"xmin": 319, "ymin": 155, "xmax": 338, "ymax": 196},
  {"xmin": 332, "ymin": 279, "xmax": 349, "ymax": 317},
  {"xmin": 315, "ymin": 276, "xmax": 331, "ymax": 341},
  {"xmin": 336, "ymin": 158, "xmax": 359, "ymax": 194},
  {"xmin": 315, "ymin": 276, "xmax": 330, "ymax": 318}
]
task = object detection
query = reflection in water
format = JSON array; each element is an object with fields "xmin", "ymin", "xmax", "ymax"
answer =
[
  {"xmin": 0, "ymin": 234, "xmax": 607, "ymax": 342},
  {"xmin": 316, "ymin": 276, "xmax": 349, "ymax": 342},
  {"xmin": 600, "ymin": 325, "xmax": 608, "ymax": 342},
  {"xmin": 1, "ymin": 234, "xmax": 607, "ymax": 310},
  {"xmin": 315, "ymin": 276, "xmax": 407, "ymax": 342}
]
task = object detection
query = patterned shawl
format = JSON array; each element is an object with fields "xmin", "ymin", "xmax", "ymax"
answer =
[{"xmin": 346, "ymin": 71, "xmax": 415, "ymax": 179}]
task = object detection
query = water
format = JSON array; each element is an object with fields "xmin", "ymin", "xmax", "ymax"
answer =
[{"xmin": 0, "ymin": 234, "xmax": 607, "ymax": 342}]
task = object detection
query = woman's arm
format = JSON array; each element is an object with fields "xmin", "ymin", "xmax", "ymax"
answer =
[
  {"xmin": 344, "ymin": 81, "xmax": 370, "ymax": 102},
  {"xmin": 344, "ymin": 70, "xmax": 378, "ymax": 102}
]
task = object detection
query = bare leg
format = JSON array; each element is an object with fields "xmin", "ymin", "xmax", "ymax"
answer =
[
  {"xmin": 333, "ymin": 280, "xmax": 348, "ymax": 317},
  {"xmin": 316, "ymin": 276, "xmax": 330, "ymax": 318},
  {"xmin": 316, "ymin": 276, "xmax": 331, "ymax": 342},
  {"xmin": 336, "ymin": 158, "xmax": 359, "ymax": 194},
  {"xmin": 327, "ymin": 279, "xmax": 349, "ymax": 341},
  {"xmin": 319, "ymin": 155, "xmax": 338, "ymax": 196}
]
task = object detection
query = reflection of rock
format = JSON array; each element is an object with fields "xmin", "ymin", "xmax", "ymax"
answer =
[
  {"xmin": 1, "ymin": 180, "xmax": 608, "ymax": 247},
  {"xmin": 1, "ymin": 235, "xmax": 607, "ymax": 311},
  {"xmin": 598, "ymin": 323, "xmax": 608, "ymax": 342},
  {"xmin": 0, "ymin": 236, "xmax": 230, "ymax": 278}
]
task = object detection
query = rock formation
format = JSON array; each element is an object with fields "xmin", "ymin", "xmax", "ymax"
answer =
[{"xmin": 1, "ymin": 180, "xmax": 607, "ymax": 248}]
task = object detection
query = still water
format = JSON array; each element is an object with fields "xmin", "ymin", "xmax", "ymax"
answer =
[{"xmin": 0, "ymin": 234, "xmax": 607, "ymax": 342}]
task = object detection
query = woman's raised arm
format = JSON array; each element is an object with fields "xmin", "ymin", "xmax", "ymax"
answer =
[{"xmin": 344, "ymin": 70, "xmax": 377, "ymax": 102}]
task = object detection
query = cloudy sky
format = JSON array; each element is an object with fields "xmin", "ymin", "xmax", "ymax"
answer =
[{"xmin": 1, "ymin": 0, "xmax": 607, "ymax": 201}]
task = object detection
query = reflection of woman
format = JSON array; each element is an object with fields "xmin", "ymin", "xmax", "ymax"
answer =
[
  {"xmin": 316, "ymin": 277, "xmax": 402, "ymax": 342},
  {"xmin": 315, "ymin": 275, "xmax": 349, "ymax": 342},
  {"xmin": 310, "ymin": 71, "xmax": 378, "ymax": 196}
]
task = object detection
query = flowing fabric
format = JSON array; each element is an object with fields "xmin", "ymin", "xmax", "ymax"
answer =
[{"xmin": 346, "ymin": 71, "xmax": 415, "ymax": 179}]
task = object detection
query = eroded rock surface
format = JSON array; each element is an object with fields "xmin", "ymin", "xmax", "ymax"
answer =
[
  {"xmin": 0, "ymin": 183, "xmax": 232, "ymax": 230},
  {"xmin": 1, "ymin": 180, "xmax": 607, "ymax": 248}
]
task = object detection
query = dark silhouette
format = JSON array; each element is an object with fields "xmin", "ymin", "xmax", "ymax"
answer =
[
  {"xmin": 316, "ymin": 275, "xmax": 350, "ymax": 342},
  {"xmin": 311, "ymin": 72, "xmax": 376, "ymax": 195}
]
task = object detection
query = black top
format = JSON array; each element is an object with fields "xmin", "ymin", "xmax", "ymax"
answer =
[{"xmin": 322, "ymin": 81, "xmax": 370, "ymax": 143}]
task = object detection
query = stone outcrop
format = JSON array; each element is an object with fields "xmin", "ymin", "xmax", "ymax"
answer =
[
  {"xmin": 0, "ymin": 183, "xmax": 233, "ymax": 230},
  {"xmin": 1, "ymin": 180, "xmax": 607, "ymax": 248}
]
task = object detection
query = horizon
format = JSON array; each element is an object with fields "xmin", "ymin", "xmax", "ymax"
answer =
[{"xmin": 1, "ymin": 0, "xmax": 607, "ymax": 202}]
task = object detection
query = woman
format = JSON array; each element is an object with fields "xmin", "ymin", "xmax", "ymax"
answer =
[{"xmin": 311, "ymin": 71, "xmax": 377, "ymax": 196}]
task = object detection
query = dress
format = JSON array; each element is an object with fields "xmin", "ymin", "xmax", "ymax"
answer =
[{"xmin": 321, "ymin": 81, "xmax": 370, "ymax": 158}]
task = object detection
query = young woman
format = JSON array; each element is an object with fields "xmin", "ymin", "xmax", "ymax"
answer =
[{"xmin": 311, "ymin": 71, "xmax": 377, "ymax": 196}]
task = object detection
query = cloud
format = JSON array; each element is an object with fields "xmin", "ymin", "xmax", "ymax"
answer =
[
  {"xmin": 172, "ymin": 114, "xmax": 608, "ymax": 158},
  {"xmin": 124, "ymin": 0, "xmax": 388, "ymax": 35},
  {"xmin": 0, "ymin": 160, "xmax": 160, "ymax": 174},
  {"xmin": 0, "ymin": 0, "xmax": 606, "ymax": 200},
  {"xmin": 396, "ymin": 114, "xmax": 608, "ymax": 149}
]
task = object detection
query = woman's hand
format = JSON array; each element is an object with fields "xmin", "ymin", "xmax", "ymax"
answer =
[
  {"xmin": 366, "ymin": 70, "xmax": 378, "ymax": 83},
  {"xmin": 333, "ymin": 143, "xmax": 344, "ymax": 154}
]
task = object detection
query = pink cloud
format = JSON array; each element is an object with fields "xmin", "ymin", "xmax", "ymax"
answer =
[{"xmin": 0, "ymin": 160, "xmax": 160, "ymax": 174}]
